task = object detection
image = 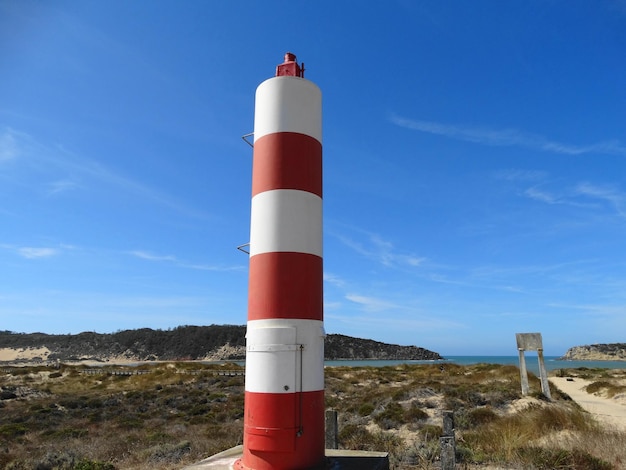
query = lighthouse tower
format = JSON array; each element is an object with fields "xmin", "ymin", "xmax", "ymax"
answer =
[{"xmin": 236, "ymin": 53, "xmax": 325, "ymax": 470}]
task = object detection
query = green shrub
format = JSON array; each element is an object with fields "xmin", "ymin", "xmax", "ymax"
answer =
[
  {"xmin": 338, "ymin": 423, "xmax": 375, "ymax": 450},
  {"xmin": 74, "ymin": 460, "xmax": 116, "ymax": 470},
  {"xmin": 117, "ymin": 415, "xmax": 143, "ymax": 429},
  {"xmin": 586, "ymin": 381, "xmax": 626, "ymax": 398},
  {"xmin": 403, "ymin": 403, "xmax": 428, "ymax": 422},
  {"xmin": 374, "ymin": 402, "xmax": 404, "ymax": 429},
  {"xmin": 358, "ymin": 402, "xmax": 375, "ymax": 416},
  {"xmin": 51, "ymin": 427, "xmax": 89, "ymax": 439},
  {"xmin": 0, "ymin": 423, "xmax": 28, "ymax": 438},
  {"xmin": 466, "ymin": 407, "xmax": 498, "ymax": 426}
]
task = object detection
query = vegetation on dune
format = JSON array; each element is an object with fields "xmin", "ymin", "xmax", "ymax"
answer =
[
  {"xmin": 1, "ymin": 362, "xmax": 624, "ymax": 469},
  {"xmin": 0, "ymin": 326, "xmax": 248, "ymax": 362},
  {"xmin": 0, "ymin": 327, "xmax": 442, "ymax": 362},
  {"xmin": 0, "ymin": 363, "xmax": 245, "ymax": 469}
]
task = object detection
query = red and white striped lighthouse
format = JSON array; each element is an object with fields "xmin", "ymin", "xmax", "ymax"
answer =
[{"xmin": 236, "ymin": 53, "xmax": 324, "ymax": 470}]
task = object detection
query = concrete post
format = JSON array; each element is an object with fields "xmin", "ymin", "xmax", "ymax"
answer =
[
  {"xmin": 440, "ymin": 410, "xmax": 455, "ymax": 470},
  {"xmin": 537, "ymin": 348, "xmax": 551, "ymax": 400},
  {"xmin": 518, "ymin": 348, "xmax": 529, "ymax": 395},
  {"xmin": 442, "ymin": 410, "xmax": 454, "ymax": 437},
  {"xmin": 440, "ymin": 437, "xmax": 455, "ymax": 470},
  {"xmin": 325, "ymin": 409, "xmax": 338, "ymax": 450}
]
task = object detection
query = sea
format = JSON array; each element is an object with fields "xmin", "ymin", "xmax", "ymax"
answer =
[
  {"xmin": 96, "ymin": 356, "xmax": 626, "ymax": 376},
  {"xmin": 324, "ymin": 356, "xmax": 626, "ymax": 377}
]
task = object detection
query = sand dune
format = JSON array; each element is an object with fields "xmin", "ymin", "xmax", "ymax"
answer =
[
  {"xmin": 0, "ymin": 347, "xmax": 51, "ymax": 362},
  {"xmin": 551, "ymin": 376, "xmax": 626, "ymax": 431}
]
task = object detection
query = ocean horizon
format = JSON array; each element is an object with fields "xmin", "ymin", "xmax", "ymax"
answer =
[{"xmin": 324, "ymin": 356, "xmax": 626, "ymax": 376}]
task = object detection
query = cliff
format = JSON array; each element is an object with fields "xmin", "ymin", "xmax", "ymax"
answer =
[
  {"xmin": 559, "ymin": 343, "xmax": 626, "ymax": 361},
  {"xmin": 0, "ymin": 326, "xmax": 442, "ymax": 364}
]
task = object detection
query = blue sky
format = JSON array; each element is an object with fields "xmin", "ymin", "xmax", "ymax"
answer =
[{"xmin": 1, "ymin": 1, "xmax": 625, "ymax": 356}]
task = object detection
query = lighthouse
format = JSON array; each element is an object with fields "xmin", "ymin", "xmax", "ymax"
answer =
[{"xmin": 236, "ymin": 53, "xmax": 325, "ymax": 470}]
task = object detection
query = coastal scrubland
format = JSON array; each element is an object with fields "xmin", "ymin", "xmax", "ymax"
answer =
[{"xmin": 1, "ymin": 362, "xmax": 625, "ymax": 469}]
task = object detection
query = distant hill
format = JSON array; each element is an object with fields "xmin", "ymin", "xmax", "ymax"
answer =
[
  {"xmin": 0, "ymin": 325, "xmax": 443, "ymax": 364},
  {"xmin": 560, "ymin": 343, "xmax": 626, "ymax": 361}
]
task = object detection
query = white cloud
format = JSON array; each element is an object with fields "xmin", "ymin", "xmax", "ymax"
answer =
[
  {"xmin": 47, "ymin": 179, "xmax": 81, "ymax": 195},
  {"xmin": 524, "ymin": 187, "xmax": 560, "ymax": 204},
  {"xmin": 17, "ymin": 247, "xmax": 59, "ymax": 259},
  {"xmin": 129, "ymin": 250, "xmax": 177, "ymax": 262},
  {"xmin": 345, "ymin": 293, "xmax": 399, "ymax": 312},
  {"xmin": 521, "ymin": 182, "xmax": 623, "ymax": 215},
  {"xmin": 324, "ymin": 272, "xmax": 346, "ymax": 288},
  {"xmin": 575, "ymin": 183, "xmax": 626, "ymax": 218},
  {"xmin": 390, "ymin": 115, "xmax": 626, "ymax": 157},
  {"xmin": 0, "ymin": 129, "xmax": 20, "ymax": 162},
  {"xmin": 332, "ymin": 226, "xmax": 425, "ymax": 269},
  {"xmin": 493, "ymin": 169, "xmax": 547, "ymax": 182},
  {"xmin": 1, "ymin": 129, "xmax": 209, "ymax": 219},
  {"xmin": 129, "ymin": 249, "xmax": 245, "ymax": 272},
  {"xmin": 180, "ymin": 262, "xmax": 245, "ymax": 272},
  {"xmin": 326, "ymin": 310, "xmax": 465, "ymax": 332}
]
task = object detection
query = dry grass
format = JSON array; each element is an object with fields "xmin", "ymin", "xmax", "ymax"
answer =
[
  {"xmin": 0, "ymin": 363, "xmax": 244, "ymax": 469},
  {"xmin": 324, "ymin": 363, "xmax": 624, "ymax": 469},
  {"xmin": 1, "ymin": 362, "xmax": 624, "ymax": 469}
]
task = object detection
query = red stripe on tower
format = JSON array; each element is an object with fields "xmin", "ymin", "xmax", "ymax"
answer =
[{"xmin": 235, "ymin": 53, "xmax": 324, "ymax": 470}]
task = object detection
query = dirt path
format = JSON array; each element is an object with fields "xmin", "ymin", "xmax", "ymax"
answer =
[{"xmin": 550, "ymin": 376, "xmax": 626, "ymax": 431}]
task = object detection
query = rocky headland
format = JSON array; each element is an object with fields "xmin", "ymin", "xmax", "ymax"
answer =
[
  {"xmin": 0, "ymin": 326, "xmax": 443, "ymax": 365},
  {"xmin": 559, "ymin": 343, "xmax": 626, "ymax": 361}
]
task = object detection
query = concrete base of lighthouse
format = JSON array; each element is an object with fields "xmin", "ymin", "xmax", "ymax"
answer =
[{"xmin": 183, "ymin": 446, "xmax": 389, "ymax": 470}]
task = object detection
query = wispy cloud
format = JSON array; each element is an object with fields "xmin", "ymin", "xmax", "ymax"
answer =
[
  {"xmin": 493, "ymin": 169, "xmax": 547, "ymax": 182},
  {"xmin": 522, "ymin": 181, "xmax": 626, "ymax": 218},
  {"xmin": 17, "ymin": 247, "xmax": 59, "ymax": 259},
  {"xmin": 4, "ymin": 129, "xmax": 210, "ymax": 219},
  {"xmin": 547, "ymin": 301, "xmax": 626, "ymax": 318},
  {"xmin": 0, "ymin": 128, "xmax": 20, "ymax": 162},
  {"xmin": 52, "ymin": 145, "xmax": 210, "ymax": 219},
  {"xmin": 524, "ymin": 186, "xmax": 561, "ymax": 204},
  {"xmin": 47, "ymin": 179, "xmax": 82, "ymax": 195},
  {"xmin": 324, "ymin": 272, "xmax": 346, "ymax": 288},
  {"xmin": 1, "ymin": 243, "xmax": 80, "ymax": 259},
  {"xmin": 345, "ymin": 293, "xmax": 399, "ymax": 312},
  {"xmin": 390, "ymin": 115, "xmax": 626, "ymax": 157},
  {"xmin": 326, "ymin": 310, "xmax": 465, "ymax": 332},
  {"xmin": 575, "ymin": 182, "xmax": 626, "ymax": 218},
  {"xmin": 331, "ymin": 226, "xmax": 425, "ymax": 269},
  {"xmin": 128, "ymin": 250, "xmax": 244, "ymax": 272},
  {"xmin": 129, "ymin": 250, "xmax": 177, "ymax": 262}
]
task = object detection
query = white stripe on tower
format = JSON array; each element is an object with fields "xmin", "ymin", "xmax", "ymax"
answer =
[{"xmin": 236, "ymin": 53, "xmax": 324, "ymax": 470}]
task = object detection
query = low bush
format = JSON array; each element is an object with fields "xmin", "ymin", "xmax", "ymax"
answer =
[
  {"xmin": 358, "ymin": 402, "xmax": 375, "ymax": 416},
  {"xmin": 374, "ymin": 401, "xmax": 404, "ymax": 429},
  {"xmin": 517, "ymin": 446, "xmax": 613, "ymax": 470},
  {"xmin": 0, "ymin": 423, "xmax": 28, "ymax": 438},
  {"xmin": 143, "ymin": 440, "xmax": 191, "ymax": 464},
  {"xmin": 403, "ymin": 403, "xmax": 428, "ymax": 422},
  {"xmin": 2, "ymin": 362, "xmax": 624, "ymax": 469}
]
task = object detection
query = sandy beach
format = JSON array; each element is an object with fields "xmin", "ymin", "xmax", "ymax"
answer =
[{"xmin": 551, "ymin": 376, "xmax": 626, "ymax": 431}]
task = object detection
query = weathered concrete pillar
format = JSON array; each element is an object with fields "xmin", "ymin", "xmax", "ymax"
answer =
[
  {"xmin": 440, "ymin": 410, "xmax": 455, "ymax": 470},
  {"xmin": 537, "ymin": 348, "xmax": 551, "ymax": 400},
  {"xmin": 518, "ymin": 348, "xmax": 529, "ymax": 395},
  {"xmin": 325, "ymin": 409, "xmax": 338, "ymax": 450},
  {"xmin": 442, "ymin": 410, "xmax": 454, "ymax": 437}
]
